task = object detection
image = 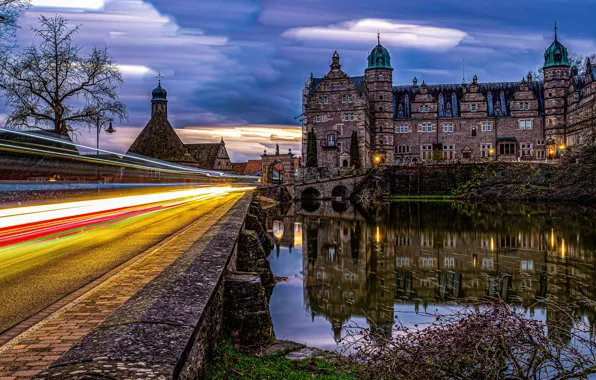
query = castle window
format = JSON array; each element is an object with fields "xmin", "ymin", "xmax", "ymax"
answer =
[
  {"xmin": 342, "ymin": 95, "xmax": 347, "ymax": 103},
  {"xmin": 327, "ymin": 134, "xmax": 336, "ymax": 147},
  {"xmin": 396, "ymin": 124, "xmax": 409, "ymax": 133},
  {"xmin": 443, "ymin": 123, "xmax": 453, "ymax": 133},
  {"xmin": 344, "ymin": 113, "xmax": 349, "ymax": 121},
  {"xmin": 481, "ymin": 122, "xmax": 492, "ymax": 132},
  {"xmin": 323, "ymin": 95, "xmax": 328, "ymax": 104},
  {"xmin": 556, "ymin": 71, "xmax": 561, "ymax": 79},
  {"xmin": 421, "ymin": 123, "xmax": 433, "ymax": 132},
  {"xmin": 481, "ymin": 143, "xmax": 493, "ymax": 157},
  {"xmin": 524, "ymin": 103, "xmax": 530, "ymax": 110},
  {"xmin": 350, "ymin": 113, "xmax": 354, "ymax": 120},
  {"xmin": 348, "ymin": 95, "xmax": 352, "ymax": 103},
  {"xmin": 472, "ymin": 126, "xmax": 477, "ymax": 136},
  {"xmin": 421, "ymin": 144, "xmax": 433, "ymax": 160},
  {"xmin": 378, "ymin": 74, "xmax": 383, "ymax": 80},
  {"xmin": 499, "ymin": 143, "xmax": 515, "ymax": 155},
  {"xmin": 548, "ymin": 118, "xmax": 554, "ymax": 125},
  {"xmin": 519, "ymin": 120, "xmax": 532, "ymax": 130},
  {"xmin": 537, "ymin": 140, "xmax": 545, "ymax": 145},
  {"xmin": 340, "ymin": 82, "xmax": 345, "ymax": 89},
  {"xmin": 423, "ymin": 104, "xmax": 429, "ymax": 112},
  {"xmin": 325, "ymin": 83, "xmax": 330, "ymax": 90},
  {"xmin": 318, "ymin": 96, "xmax": 323, "ymax": 104},
  {"xmin": 471, "ymin": 104, "xmax": 477, "ymax": 112},
  {"xmin": 316, "ymin": 115, "xmax": 324, "ymax": 123},
  {"xmin": 395, "ymin": 145, "xmax": 410, "ymax": 154},
  {"xmin": 379, "ymin": 95, "xmax": 384, "ymax": 100},
  {"xmin": 379, "ymin": 107, "xmax": 383, "ymax": 112}
]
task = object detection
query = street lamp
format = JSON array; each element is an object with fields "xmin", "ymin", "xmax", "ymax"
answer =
[{"xmin": 96, "ymin": 117, "xmax": 116, "ymax": 156}]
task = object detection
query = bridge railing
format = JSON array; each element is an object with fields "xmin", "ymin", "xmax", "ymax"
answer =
[{"xmin": 294, "ymin": 167, "xmax": 367, "ymax": 185}]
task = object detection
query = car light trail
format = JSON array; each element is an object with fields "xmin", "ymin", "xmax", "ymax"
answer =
[{"xmin": 0, "ymin": 186, "xmax": 254, "ymax": 249}]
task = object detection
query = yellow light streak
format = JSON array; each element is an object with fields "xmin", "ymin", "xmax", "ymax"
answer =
[{"xmin": 0, "ymin": 186, "xmax": 254, "ymax": 229}]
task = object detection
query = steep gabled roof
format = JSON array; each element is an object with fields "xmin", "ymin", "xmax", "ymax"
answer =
[
  {"xmin": 232, "ymin": 162, "xmax": 247, "ymax": 175},
  {"xmin": 185, "ymin": 143, "xmax": 222, "ymax": 169},
  {"xmin": 309, "ymin": 75, "xmax": 366, "ymax": 95},
  {"xmin": 127, "ymin": 111, "xmax": 195, "ymax": 163}
]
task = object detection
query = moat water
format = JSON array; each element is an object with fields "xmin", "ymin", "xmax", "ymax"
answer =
[{"xmin": 266, "ymin": 201, "xmax": 596, "ymax": 352}]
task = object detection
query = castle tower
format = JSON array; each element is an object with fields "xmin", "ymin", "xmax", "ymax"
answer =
[
  {"xmin": 151, "ymin": 74, "xmax": 168, "ymax": 118},
  {"xmin": 366, "ymin": 33, "xmax": 394, "ymax": 164},
  {"xmin": 543, "ymin": 22, "xmax": 570, "ymax": 153}
]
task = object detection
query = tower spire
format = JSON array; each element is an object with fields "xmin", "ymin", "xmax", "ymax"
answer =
[
  {"xmin": 156, "ymin": 72, "xmax": 163, "ymax": 86},
  {"xmin": 554, "ymin": 21, "xmax": 558, "ymax": 41},
  {"xmin": 377, "ymin": 31, "xmax": 380, "ymax": 45}
]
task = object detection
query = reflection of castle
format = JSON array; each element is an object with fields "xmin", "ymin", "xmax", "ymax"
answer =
[{"xmin": 269, "ymin": 202, "xmax": 596, "ymax": 337}]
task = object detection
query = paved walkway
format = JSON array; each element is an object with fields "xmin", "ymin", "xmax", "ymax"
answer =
[{"xmin": 0, "ymin": 193, "xmax": 242, "ymax": 379}]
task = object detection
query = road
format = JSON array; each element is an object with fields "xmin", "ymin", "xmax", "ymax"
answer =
[{"xmin": 0, "ymin": 189, "xmax": 246, "ymax": 334}]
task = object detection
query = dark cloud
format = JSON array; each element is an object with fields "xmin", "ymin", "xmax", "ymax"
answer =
[{"xmin": 1, "ymin": 0, "xmax": 595, "ymax": 159}]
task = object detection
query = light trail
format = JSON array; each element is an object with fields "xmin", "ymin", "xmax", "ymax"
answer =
[
  {"xmin": 0, "ymin": 128, "xmax": 261, "ymax": 180},
  {"xmin": 0, "ymin": 186, "xmax": 254, "ymax": 249}
]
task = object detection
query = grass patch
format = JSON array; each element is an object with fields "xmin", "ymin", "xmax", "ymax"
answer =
[{"xmin": 204, "ymin": 340, "xmax": 359, "ymax": 379}]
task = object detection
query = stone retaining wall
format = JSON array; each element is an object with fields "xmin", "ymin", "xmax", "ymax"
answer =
[{"xmin": 36, "ymin": 192, "xmax": 273, "ymax": 379}]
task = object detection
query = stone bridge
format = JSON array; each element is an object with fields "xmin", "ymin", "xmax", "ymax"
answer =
[{"xmin": 293, "ymin": 167, "xmax": 369, "ymax": 201}]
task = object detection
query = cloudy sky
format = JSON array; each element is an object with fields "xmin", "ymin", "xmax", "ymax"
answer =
[{"xmin": 2, "ymin": 0, "xmax": 596, "ymax": 161}]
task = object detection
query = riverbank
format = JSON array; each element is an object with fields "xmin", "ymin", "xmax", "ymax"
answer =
[
  {"xmin": 204, "ymin": 340, "xmax": 358, "ymax": 379},
  {"xmin": 365, "ymin": 143, "xmax": 596, "ymax": 202}
]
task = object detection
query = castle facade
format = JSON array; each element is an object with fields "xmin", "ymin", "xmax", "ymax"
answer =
[{"xmin": 302, "ymin": 28, "xmax": 596, "ymax": 168}]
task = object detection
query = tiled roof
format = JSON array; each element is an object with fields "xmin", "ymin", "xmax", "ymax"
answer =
[
  {"xmin": 232, "ymin": 162, "xmax": 247, "ymax": 175},
  {"xmin": 393, "ymin": 81, "xmax": 545, "ymax": 118},
  {"xmin": 185, "ymin": 143, "xmax": 222, "ymax": 169},
  {"xmin": 243, "ymin": 159, "xmax": 262, "ymax": 175},
  {"xmin": 126, "ymin": 111, "xmax": 195, "ymax": 163}
]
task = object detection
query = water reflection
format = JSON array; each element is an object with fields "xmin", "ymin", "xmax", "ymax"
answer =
[{"xmin": 267, "ymin": 201, "xmax": 596, "ymax": 350}]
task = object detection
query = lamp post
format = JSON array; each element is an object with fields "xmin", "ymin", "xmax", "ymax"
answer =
[
  {"xmin": 95, "ymin": 117, "xmax": 116, "ymax": 188},
  {"xmin": 96, "ymin": 116, "xmax": 116, "ymax": 156}
]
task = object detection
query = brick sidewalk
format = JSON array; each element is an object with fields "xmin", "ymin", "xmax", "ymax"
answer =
[{"xmin": 0, "ymin": 194, "xmax": 242, "ymax": 380}]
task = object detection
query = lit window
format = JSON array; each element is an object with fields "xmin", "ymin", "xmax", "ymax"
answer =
[
  {"xmin": 471, "ymin": 104, "xmax": 477, "ymax": 112},
  {"xmin": 443, "ymin": 123, "xmax": 453, "ymax": 133}
]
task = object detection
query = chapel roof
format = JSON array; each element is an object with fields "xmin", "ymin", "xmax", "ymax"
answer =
[{"xmin": 185, "ymin": 143, "xmax": 223, "ymax": 169}]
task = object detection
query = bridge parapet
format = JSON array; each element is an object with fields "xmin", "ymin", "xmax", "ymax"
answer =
[{"xmin": 36, "ymin": 192, "xmax": 274, "ymax": 380}]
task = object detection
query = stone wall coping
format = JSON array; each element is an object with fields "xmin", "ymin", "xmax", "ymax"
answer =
[{"xmin": 38, "ymin": 191, "xmax": 254, "ymax": 379}]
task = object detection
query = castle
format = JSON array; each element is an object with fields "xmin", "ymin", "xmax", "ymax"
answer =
[{"xmin": 302, "ymin": 26, "xmax": 596, "ymax": 168}]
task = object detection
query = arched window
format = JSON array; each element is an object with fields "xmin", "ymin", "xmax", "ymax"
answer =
[
  {"xmin": 343, "ymin": 159, "xmax": 349, "ymax": 167},
  {"xmin": 472, "ymin": 127, "xmax": 477, "ymax": 137}
]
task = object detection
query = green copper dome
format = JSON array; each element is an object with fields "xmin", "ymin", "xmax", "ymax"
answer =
[
  {"xmin": 367, "ymin": 43, "xmax": 392, "ymax": 70},
  {"xmin": 152, "ymin": 84, "xmax": 168, "ymax": 101},
  {"xmin": 544, "ymin": 25, "xmax": 570, "ymax": 68}
]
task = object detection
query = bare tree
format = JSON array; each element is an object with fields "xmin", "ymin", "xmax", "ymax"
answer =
[
  {"xmin": 345, "ymin": 299, "xmax": 596, "ymax": 379},
  {"xmin": 0, "ymin": 0, "xmax": 29, "ymax": 52},
  {"xmin": 0, "ymin": 15, "xmax": 127, "ymax": 135}
]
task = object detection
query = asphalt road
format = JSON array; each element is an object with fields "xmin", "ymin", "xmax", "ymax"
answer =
[{"xmin": 0, "ymin": 191, "xmax": 243, "ymax": 334}]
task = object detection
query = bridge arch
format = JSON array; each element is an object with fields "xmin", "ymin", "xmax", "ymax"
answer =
[
  {"xmin": 331, "ymin": 185, "xmax": 350, "ymax": 200},
  {"xmin": 301, "ymin": 187, "xmax": 321, "ymax": 200}
]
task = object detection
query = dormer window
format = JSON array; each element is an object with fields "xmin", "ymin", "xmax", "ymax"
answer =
[{"xmin": 471, "ymin": 104, "xmax": 477, "ymax": 112}]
